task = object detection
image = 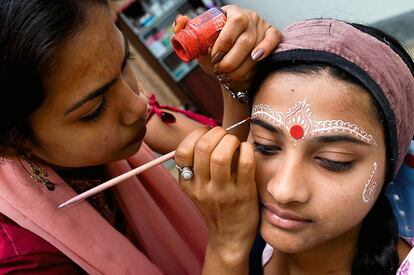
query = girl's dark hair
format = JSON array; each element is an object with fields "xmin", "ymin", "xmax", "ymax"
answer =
[
  {"xmin": 0, "ymin": 0, "xmax": 108, "ymax": 153},
  {"xmin": 249, "ymin": 23, "xmax": 414, "ymax": 274}
]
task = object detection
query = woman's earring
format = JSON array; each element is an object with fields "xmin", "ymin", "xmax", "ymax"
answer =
[{"xmin": 18, "ymin": 154, "xmax": 55, "ymax": 191}]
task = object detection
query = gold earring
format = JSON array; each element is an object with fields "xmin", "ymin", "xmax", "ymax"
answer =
[{"xmin": 18, "ymin": 154, "xmax": 55, "ymax": 191}]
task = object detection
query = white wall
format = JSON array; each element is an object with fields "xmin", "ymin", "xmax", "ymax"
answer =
[{"xmin": 225, "ymin": 0, "xmax": 414, "ymax": 28}]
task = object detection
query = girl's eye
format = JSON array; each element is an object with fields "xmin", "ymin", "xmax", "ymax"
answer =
[
  {"xmin": 316, "ymin": 158, "xmax": 353, "ymax": 172},
  {"xmin": 253, "ymin": 142, "xmax": 281, "ymax": 155},
  {"xmin": 81, "ymin": 97, "xmax": 108, "ymax": 122}
]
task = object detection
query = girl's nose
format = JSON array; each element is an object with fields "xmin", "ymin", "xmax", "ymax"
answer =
[{"xmin": 266, "ymin": 155, "xmax": 311, "ymax": 205}]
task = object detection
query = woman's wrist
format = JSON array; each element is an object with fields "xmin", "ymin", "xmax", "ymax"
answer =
[
  {"xmin": 221, "ymin": 81, "xmax": 250, "ymax": 104},
  {"xmin": 221, "ymin": 83, "xmax": 249, "ymax": 104},
  {"xmin": 203, "ymin": 241, "xmax": 250, "ymax": 275},
  {"xmin": 221, "ymin": 85, "xmax": 250, "ymax": 139}
]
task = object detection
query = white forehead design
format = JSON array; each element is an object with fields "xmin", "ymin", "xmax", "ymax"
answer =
[{"xmin": 251, "ymin": 99, "xmax": 377, "ymax": 145}]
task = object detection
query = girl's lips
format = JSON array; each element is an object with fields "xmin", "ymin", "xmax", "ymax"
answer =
[{"xmin": 262, "ymin": 204, "xmax": 313, "ymax": 231}]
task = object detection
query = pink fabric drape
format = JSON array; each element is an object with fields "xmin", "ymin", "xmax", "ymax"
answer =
[
  {"xmin": 108, "ymin": 143, "xmax": 208, "ymax": 274},
  {"xmin": 0, "ymin": 143, "xmax": 207, "ymax": 274}
]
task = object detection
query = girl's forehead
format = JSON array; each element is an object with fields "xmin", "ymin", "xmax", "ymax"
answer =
[
  {"xmin": 251, "ymin": 72, "xmax": 384, "ymax": 141},
  {"xmin": 253, "ymin": 71, "xmax": 373, "ymax": 120},
  {"xmin": 251, "ymin": 99, "xmax": 378, "ymax": 146}
]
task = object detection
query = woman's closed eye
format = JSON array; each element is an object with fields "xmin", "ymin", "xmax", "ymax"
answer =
[
  {"xmin": 81, "ymin": 96, "xmax": 108, "ymax": 122},
  {"xmin": 315, "ymin": 157, "xmax": 354, "ymax": 172},
  {"xmin": 253, "ymin": 142, "xmax": 281, "ymax": 155},
  {"xmin": 80, "ymin": 49, "xmax": 134, "ymax": 123},
  {"xmin": 79, "ymin": 50, "xmax": 134, "ymax": 123}
]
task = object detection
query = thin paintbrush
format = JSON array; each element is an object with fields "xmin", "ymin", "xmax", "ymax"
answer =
[{"xmin": 58, "ymin": 117, "xmax": 250, "ymax": 209}]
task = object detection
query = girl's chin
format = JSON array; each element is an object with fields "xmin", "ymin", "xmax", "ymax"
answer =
[{"xmin": 260, "ymin": 223, "xmax": 312, "ymax": 254}]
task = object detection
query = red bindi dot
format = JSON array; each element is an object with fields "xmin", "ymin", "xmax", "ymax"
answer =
[
  {"xmin": 290, "ymin": 125, "xmax": 304, "ymax": 140},
  {"xmin": 405, "ymin": 154, "xmax": 414, "ymax": 168}
]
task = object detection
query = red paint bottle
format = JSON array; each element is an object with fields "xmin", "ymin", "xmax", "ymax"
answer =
[{"xmin": 172, "ymin": 7, "xmax": 227, "ymax": 62}]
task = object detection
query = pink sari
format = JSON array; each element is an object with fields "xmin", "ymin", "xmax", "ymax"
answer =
[{"xmin": 0, "ymin": 143, "xmax": 207, "ymax": 274}]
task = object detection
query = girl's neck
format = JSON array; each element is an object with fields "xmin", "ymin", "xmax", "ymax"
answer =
[{"xmin": 266, "ymin": 225, "xmax": 361, "ymax": 275}]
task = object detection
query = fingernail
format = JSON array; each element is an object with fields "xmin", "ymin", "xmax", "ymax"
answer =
[
  {"xmin": 211, "ymin": 51, "xmax": 224, "ymax": 64},
  {"xmin": 174, "ymin": 14, "xmax": 181, "ymax": 27},
  {"xmin": 251, "ymin": 48, "xmax": 264, "ymax": 61}
]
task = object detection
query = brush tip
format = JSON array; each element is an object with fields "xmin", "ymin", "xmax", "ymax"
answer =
[{"xmin": 58, "ymin": 201, "xmax": 72, "ymax": 209}]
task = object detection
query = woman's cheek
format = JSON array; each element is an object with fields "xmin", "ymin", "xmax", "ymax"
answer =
[{"xmin": 255, "ymin": 166, "xmax": 271, "ymax": 197}]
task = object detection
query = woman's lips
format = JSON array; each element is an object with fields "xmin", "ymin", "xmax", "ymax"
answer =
[{"xmin": 262, "ymin": 204, "xmax": 313, "ymax": 231}]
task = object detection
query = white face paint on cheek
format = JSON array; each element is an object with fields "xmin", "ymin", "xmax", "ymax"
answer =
[{"xmin": 362, "ymin": 162, "xmax": 378, "ymax": 203}]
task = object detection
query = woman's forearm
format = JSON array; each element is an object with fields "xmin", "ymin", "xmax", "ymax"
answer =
[
  {"xmin": 144, "ymin": 110, "xmax": 206, "ymax": 154},
  {"xmin": 221, "ymin": 85, "xmax": 250, "ymax": 141}
]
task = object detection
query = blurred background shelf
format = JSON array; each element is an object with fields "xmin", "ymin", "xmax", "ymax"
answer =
[
  {"xmin": 138, "ymin": 0, "xmax": 188, "ymax": 37},
  {"xmin": 116, "ymin": 0, "xmax": 224, "ymax": 120}
]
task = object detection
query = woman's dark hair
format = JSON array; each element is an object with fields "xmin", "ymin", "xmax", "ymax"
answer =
[
  {"xmin": 249, "ymin": 23, "xmax": 414, "ymax": 274},
  {"xmin": 0, "ymin": 0, "xmax": 109, "ymax": 153}
]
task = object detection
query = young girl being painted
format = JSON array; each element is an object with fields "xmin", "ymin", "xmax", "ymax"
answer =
[{"xmin": 175, "ymin": 19, "xmax": 414, "ymax": 274}]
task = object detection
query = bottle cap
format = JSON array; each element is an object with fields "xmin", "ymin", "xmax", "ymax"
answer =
[{"xmin": 171, "ymin": 30, "xmax": 200, "ymax": 62}]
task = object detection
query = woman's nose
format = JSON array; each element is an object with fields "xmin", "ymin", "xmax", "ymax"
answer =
[
  {"xmin": 267, "ymin": 155, "xmax": 311, "ymax": 205},
  {"xmin": 118, "ymin": 77, "xmax": 147, "ymax": 126}
]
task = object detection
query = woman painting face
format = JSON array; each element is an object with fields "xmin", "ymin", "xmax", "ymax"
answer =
[
  {"xmin": 249, "ymin": 69, "xmax": 387, "ymax": 253},
  {"xmin": 25, "ymin": 4, "xmax": 148, "ymax": 168}
]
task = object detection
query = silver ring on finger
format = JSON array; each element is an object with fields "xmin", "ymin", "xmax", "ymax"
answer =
[{"xmin": 175, "ymin": 164, "xmax": 194, "ymax": 180}]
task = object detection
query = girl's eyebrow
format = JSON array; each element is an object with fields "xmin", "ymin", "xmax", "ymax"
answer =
[
  {"xmin": 250, "ymin": 118, "xmax": 282, "ymax": 135},
  {"xmin": 311, "ymin": 135, "xmax": 372, "ymax": 145},
  {"xmin": 251, "ymin": 118, "xmax": 373, "ymax": 146}
]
